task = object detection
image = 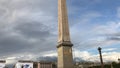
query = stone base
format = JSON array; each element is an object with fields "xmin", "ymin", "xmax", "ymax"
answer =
[{"xmin": 57, "ymin": 41, "xmax": 74, "ymax": 68}]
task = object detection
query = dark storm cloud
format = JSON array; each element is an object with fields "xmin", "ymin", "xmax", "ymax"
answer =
[
  {"xmin": 108, "ymin": 37, "xmax": 120, "ymax": 40},
  {"xmin": 0, "ymin": 0, "xmax": 58, "ymax": 58},
  {"xmin": 14, "ymin": 21, "xmax": 51, "ymax": 38},
  {"xmin": 0, "ymin": 20, "xmax": 56, "ymax": 56},
  {"xmin": 106, "ymin": 35, "xmax": 120, "ymax": 41},
  {"xmin": 0, "ymin": 35, "xmax": 31, "ymax": 56}
]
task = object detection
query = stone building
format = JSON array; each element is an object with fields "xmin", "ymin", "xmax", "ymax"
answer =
[
  {"xmin": 33, "ymin": 62, "xmax": 57, "ymax": 68},
  {"xmin": 14, "ymin": 60, "xmax": 56, "ymax": 68},
  {"xmin": 74, "ymin": 62, "xmax": 95, "ymax": 68},
  {"xmin": 14, "ymin": 60, "xmax": 33, "ymax": 68}
]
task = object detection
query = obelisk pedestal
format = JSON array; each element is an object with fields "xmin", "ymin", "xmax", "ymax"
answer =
[{"xmin": 57, "ymin": 0, "xmax": 74, "ymax": 68}]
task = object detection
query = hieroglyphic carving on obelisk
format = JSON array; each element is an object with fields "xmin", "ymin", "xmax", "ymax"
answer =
[{"xmin": 57, "ymin": 0, "xmax": 74, "ymax": 68}]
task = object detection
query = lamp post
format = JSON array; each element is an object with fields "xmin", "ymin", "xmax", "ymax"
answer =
[
  {"xmin": 98, "ymin": 47, "xmax": 104, "ymax": 68},
  {"xmin": 118, "ymin": 58, "xmax": 120, "ymax": 63}
]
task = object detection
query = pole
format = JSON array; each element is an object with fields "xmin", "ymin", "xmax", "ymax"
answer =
[
  {"xmin": 118, "ymin": 58, "xmax": 120, "ymax": 64},
  {"xmin": 98, "ymin": 47, "xmax": 104, "ymax": 68}
]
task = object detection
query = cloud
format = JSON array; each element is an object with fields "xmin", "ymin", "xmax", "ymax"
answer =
[
  {"xmin": 74, "ymin": 50, "xmax": 91, "ymax": 60},
  {"xmin": 117, "ymin": 7, "xmax": 120, "ymax": 18},
  {"xmin": 74, "ymin": 49, "xmax": 120, "ymax": 62},
  {"xmin": 94, "ymin": 22, "xmax": 120, "ymax": 35},
  {"xmin": 79, "ymin": 11, "xmax": 102, "ymax": 24},
  {"xmin": 72, "ymin": 21, "xmax": 120, "ymax": 50},
  {"xmin": 37, "ymin": 49, "xmax": 120, "ymax": 62},
  {"xmin": 68, "ymin": 11, "xmax": 102, "ymax": 27},
  {"xmin": 103, "ymin": 48, "xmax": 117, "ymax": 52},
  {"xmin": 102, "ymin": 52, "xmax": 120, "ymax": 62},
  {"xmin": 42, "ymin": 51, "xmax": 57, "ymax": 57},
  {"xmin": 0, "ymin": 0, "xmax": 58, "ymax": 58}
]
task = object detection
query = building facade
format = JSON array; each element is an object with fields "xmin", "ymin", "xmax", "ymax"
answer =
[
  {"xmin": 33, "ymin": 62, "xmax": 57, "ymax": 68},
  {"xmin": 14, "ymin": 61, "xmax": 57, "ymax": 68},
  {"xmin": 0, "ymin": 60, "xmax": 6, "ymax": 68},
  {"xmin": 14, "ymin": 60, "xmax": 33, "ymax": 68}
]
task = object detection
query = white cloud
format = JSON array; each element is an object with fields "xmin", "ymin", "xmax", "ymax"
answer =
[
  {"xmin": 3, "ymin": 49, "xmax": 119, "ymax": 64},
  {"xmin": 74, "ymin": 50, "xmax": 92, "ymax": 60},
  {"xmin": 6, "ymin": 59, "xmax": 18, "ymax": 65},
  {"xmin": 40, "ymin": 50, "xmax": 57, "ymax": 57},
  {"xmin": 6, "ymin": 57, "xmax": 17, "ymax": 60},
  {"xmin": 94, "ymin": 22, "xmax": 120, "ymax": 35},
  {"xmin": 74, "ymin": 49, "xmax": 120, "ymax": 62},
  {"xmin": 102, "ymin": 52, "xmax": 120, "ymax": 62},
  {"xmin": 103, "ymin": 48, "xmax": 117, "ymax": 52},
  {"xmin": 42, "ymin": 52, "xmax": 57, "ymax": 57}
]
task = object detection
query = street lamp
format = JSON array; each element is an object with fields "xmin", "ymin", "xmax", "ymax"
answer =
[
  {"xmin": 118, "ymin": 58, "xmax": 120, "ymax": 63},
  {"xmin": 98, "ymin": 47, "xmax": 104, "ymax": 68}
]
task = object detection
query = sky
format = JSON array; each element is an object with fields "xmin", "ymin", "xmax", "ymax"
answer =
[{"xmin": 0, "ymin": 0, "xmax": 120, "ymax": 64}]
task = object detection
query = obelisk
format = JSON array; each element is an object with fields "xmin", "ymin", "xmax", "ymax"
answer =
[{"xmin": 57, "ymin": 0, "xmax": 74, "ymax": 68}]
